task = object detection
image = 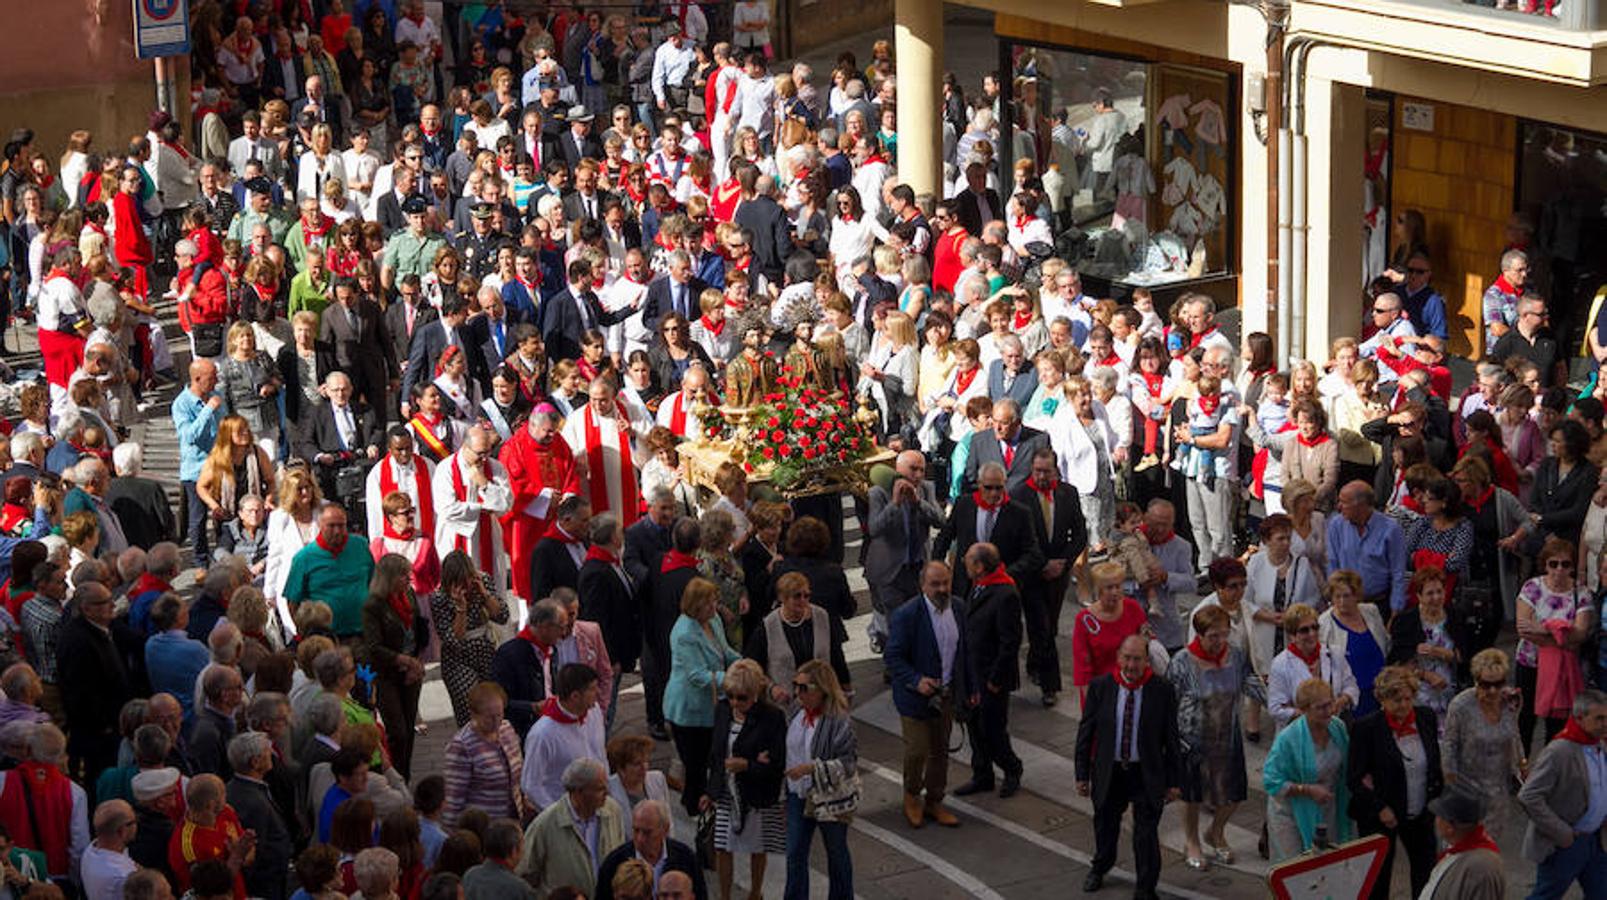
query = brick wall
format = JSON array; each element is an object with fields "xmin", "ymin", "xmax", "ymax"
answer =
[{"xmin": 1391, "ymin": 99, "xmax": 1515, "ymax": 357}]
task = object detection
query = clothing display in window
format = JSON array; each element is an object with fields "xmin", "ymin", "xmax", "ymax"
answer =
[{"xmin": 1112, "ymin": 153, "xmax": 1156, "ymax": 228}]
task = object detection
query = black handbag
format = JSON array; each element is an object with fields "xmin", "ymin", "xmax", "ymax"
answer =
[
  {"xmin": 694, "ymin": 808, "xmax": 717, "ymax": 871},
  {"xmin": 192, "ymin": 321, "xmax": 225, "ymax": 359}
]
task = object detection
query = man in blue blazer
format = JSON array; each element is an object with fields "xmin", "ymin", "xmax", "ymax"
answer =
[
  {"xmin": 987, "ymin": 335, "xmax": 1038, "ymax": 409},
  {"xmin": 541, "ymin": 257, "xmax": 637, "ymax": 362},
  {"xmin": 883, "ymin": 560, "xmax": 972, "ymax": 829}
]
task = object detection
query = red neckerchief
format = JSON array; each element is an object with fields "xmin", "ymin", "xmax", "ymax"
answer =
[
  {"xmin": 1098, "ymin": 352, "xmax": 1122, "ymax": 369},
  {"xmin": 518, "ymin": 627, "xmax": 555, "ymax": 662},
  {"xmin": 1466, "ymin": 486, "xmax": 1494, "ymax": 514},
  {"xmin": 1289, "ymin": 641, "xmax": 1322, "ymax": 667},
  {"xmin": 1197, "ymin": 393, "xmax": 1222, "ymax": 417},
  {"xmin": 1188, "ymin": 326, "xmax": 1219, "ymax": 350},
  {"xmin": 861, "ymin": 154, "xmax": 887, "ymax": 168},
  {"xmin": 1187, "ymin": 637, "xmax": 1227, "ymax": 666},
  {"xmin": 803, "ymin": 708, "xmax": 821, "ymax": 727},
  {"xmin": 315, "ymin": 530, "xmax": 347, "ymax": 556},
  {"xmin": 972, "ymin": 490, "xmax": 1004, "ymax": 513},
  {"xmin": 387, "ymin": 590, "xmax": 414, "ymax": 628},
  {"xmin": 450, "ymin": 455, "xmax": 496, "ymax": 573},
  {"xmin": 539, "ymin": 695, "xmax": 587, "ymax": 723},
  {"xmin": 1492, "ymin": 274, "xmax": 1519, "ymax": 296},
  {"xmin": 1555, "ymin": 716, "xmax": 1601, "ymax": 745},
  {"xmin": 160, "ymin": 139, "xmax": 191, "ymax": 162},
  {"xmin": 953, "ymin": 365, "xmax": 981, "ymax": 396},
  {"xmin": 543, "ymin": 521, "xmax": 582, "ymax": 544},
  {"xmin": 132, "ymin": 573, "xmax": 171, "ymax": 597},
  {"xmin": 700, "ymin": 314, "xmax": 724, "ymax": 336},
  {"xmin": 1013, "ymin": 215, "xmax": 1032, "ymax": 230},
  {"xmin": 1012, "ymin": 309, "xmax": 1033, "ymax": 330},
  {"xmin": 1438, "ymin": 825, "xmax": 1498, "ymax": 861},
  {"xmin": 381, "ymin": 520, "xmax": 414, "ymax": 541},
  {"xmin": 1139, "ymin": 370, "xmax": 1165, "ymax": 398},
  {"xmin": 301, "ymin": 214, "xmax": 333, "ymax": 242},
  {"xmin": 661, "ymin": 549, "xmax": 699, "ymax": 573},
  {"xmin": 975, "ymin": 565, "xmax": 1015, "ymax": 587},
  {"xmin": 1296, "ymin": 431, "xmax": 1331, "ymax": 447},
  {"xmin": 1141, "ymin": 523, "xmax": 1172, "ymax": 546},
  {"xmin": 1114, "ymin": 666, "xmax": 1154, "ymax": 690},
  {"xmin": 1028, "ymin": 477, "xmax": 1057, "ymax": 496},
  {"xmin": 1386, "ymin": 709, "xmax": 1418, "ymax": 737},
  {"xmin": 585, "ymin": 545, "xmax": 618, "ymax": 564}
]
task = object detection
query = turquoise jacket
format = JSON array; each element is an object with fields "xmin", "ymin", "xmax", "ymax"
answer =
[
  {"xmin": 1262, "ymin": 714, "xmax": 1354, "ymax": 851},
  {"xmin": 663, "ymin": 614, "xmax": 741, "ymax": 728}
]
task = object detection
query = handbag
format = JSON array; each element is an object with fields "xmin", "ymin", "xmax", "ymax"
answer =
[
  {"xmin": 694, "ymin": 808, "xmax": 717, "ymax": 871},
  {"xmin": 192, "ymin": 321, "xmax": 225, "ymax": 358},
  {"xmin": 804, "ymin": 758, "xmax": 861, "ymax": 823}
]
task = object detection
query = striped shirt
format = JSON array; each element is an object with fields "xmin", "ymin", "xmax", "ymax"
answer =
[{"xmin": 443, "ymin": 721, "xmax": 524, "ymax": 826}]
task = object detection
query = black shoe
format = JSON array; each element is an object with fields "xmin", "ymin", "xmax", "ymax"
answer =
[
  {"xmin": 1042, "ymin": 691, "xmax": 1058, "ymax": 707},
  {"xmin": 953, "ymin": 778, "xmax": 994, "ymax": 796},
  {"xmin": 648, "ymin": 723, "xmax": 670, "ymax": 741},
  {"xmin": 1132, "ymin": 891, "xmax": 1159, "ymax": 900},
  {"xmin": 1082, "ymin": 871, "xmax": 1105, "ymax": 893},
  {"xmin": 999, "ymin": 772, "xmax": 1021, "ymax": 798}
]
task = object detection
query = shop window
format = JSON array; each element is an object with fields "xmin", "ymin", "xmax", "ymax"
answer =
[{"xmin": 1000, "ymin": 42, "xmax": 1234, "ymax": 289}]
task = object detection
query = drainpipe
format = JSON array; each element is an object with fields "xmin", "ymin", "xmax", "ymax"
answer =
[
  {"xmin": 1288, "ymin": 38, "xmax": 1320, "ymax": 364},
  {"xmin": 1267, "ymin": 21, "xmax": 1286, "ymax": 366}
]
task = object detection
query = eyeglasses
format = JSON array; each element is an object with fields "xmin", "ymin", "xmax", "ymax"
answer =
[
  {"xmin": 1372, "ymin": 306, "xmax": 1399, "ymax": 315},
  {"xmin": 980, "ymin": 484, "xmax": 1005, "ymax": 493},
  {"xmin": 1547, "ymin": 559, "xmax": 1574, "ymax": 570},
  {"xmin": 392, "ymin": 508, "xmax": 416, "ymax": 516},
  {"xmin": 1293, "ymin": 624, "xmax": 1320, "ymax": 635},
  {"xmin": 1476, "ymin": 679, "xmax": 1505, "ymax": 691}
]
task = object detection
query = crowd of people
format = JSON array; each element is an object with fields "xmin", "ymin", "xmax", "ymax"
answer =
[{"xmin": 0, "ymin": 1, "xmax": 1602, "ymax": 899}]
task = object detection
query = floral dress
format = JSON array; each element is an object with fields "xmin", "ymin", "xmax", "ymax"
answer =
[
  {"xmin": 699, "ymin": 551, "xmax": 747, "ymax": 649},
  {"xmin": 1168, "ymin": 645, "xmax": 1266, "ymax": 805}
]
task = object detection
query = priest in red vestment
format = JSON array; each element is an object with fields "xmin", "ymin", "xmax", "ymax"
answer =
[
  {"xmin": 499, "ymin": 404, "xmax": 581, "ymax": 604},
  {"xmin": 561, "ymin": 376, "xmax": 641, "ymax": 531}
]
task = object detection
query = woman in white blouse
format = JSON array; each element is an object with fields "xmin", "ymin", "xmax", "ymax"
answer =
[
  {"xmin": 295, "ymin": 123, "xmax": 347, "ymax": 203},
  {"xmin": 1267, "ymin": 603, "xmax": 1359, "ymax": 729},
  {"xmin": 1052, "ymin": 376, "xmax": 1118, "ymax": 551},
  {"xmin": 856, "ymin": 310, "xmax": 918, "ymax": 439},
  {"xmin": 263, "ymin": 467, "xmax": 323, "ymax": 637},
  {"xmin": 827, "ymin": 186, "xmax": 886, "ymax": 283}
]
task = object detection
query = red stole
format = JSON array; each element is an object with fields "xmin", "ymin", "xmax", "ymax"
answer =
[
  {"xmin": 583, "ymin": 406, "xmax": 638, "ymax": 527},
  {"xmin": 0, "ymin": 762, "xmax": 72, "ymax": 874},
  {"xmin": 380, "ymin": 457, "xmax": 435, "ymax": 538},
  {"xmin": 451, "ymin": 456, "xmax": 497, "ymax": 574},
  {"xmin": 668, "ymin": 392, "xmax": 690, "ymax": 436}
]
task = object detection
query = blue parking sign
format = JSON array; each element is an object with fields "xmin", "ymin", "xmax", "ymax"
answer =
[{"xmin": 134, "ymin": 0, "xmax": 191, "ymax": 59}]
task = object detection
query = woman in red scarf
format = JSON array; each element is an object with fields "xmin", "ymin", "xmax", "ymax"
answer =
[
  {"xmin": 360, "ymin": 553, "xmax": 430, "ymax": 779},
  {"xmin": 1348, "ymin": 665, "xmax": 1445, "ymax": 900},
  {"xmin": 1168, "ymin": 603, "xmax": 1265, "ymax": 872},
  {"xmin": 1070, "ymin": 561, "xmax": 1151, "ymax": 705}
]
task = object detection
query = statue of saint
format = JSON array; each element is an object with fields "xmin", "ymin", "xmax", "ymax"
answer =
[
  {"xmin": 783, "ymin": 318, "xmax": 833, "ymax": 394},
  {"xmin": 723, "ymin": 313, "xmax": 779, "ymax": 408}
]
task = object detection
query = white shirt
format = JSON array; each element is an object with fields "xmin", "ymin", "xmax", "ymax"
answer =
[
  {"xmin": 520, "ymin": 705, "xmax": 606, "ymax": 810},
  {"xmin": 785, "ymin": 711, "xmax": 818, "ymax": 795},
  {"xmin": 36, "ymin": 274, "xmax": 82, "ymax": 333},
  {"xmin": 735, "ymin": 73, "xmax": 776, "ymax": 135},
  {"xmin": 650, "ymin": 40, "xmax": 695, "ymax": 104},
  {"xmin": 924, "ymin": 597, "xmax": 958, "ymax": 684},
  {"xmin": 80, "ymin": 841, "xmax": 137, "ymax": 900}
]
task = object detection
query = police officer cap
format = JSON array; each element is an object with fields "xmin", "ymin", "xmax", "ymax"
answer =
[{"xmin": 402, "ymin": 195, "xmax": 429, "ymax": 215}]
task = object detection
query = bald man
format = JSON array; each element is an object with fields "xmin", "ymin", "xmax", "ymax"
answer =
[
  {"xmin": 173, "ymin": 358, "xmax": 223, "ymax": 562},
  {"xmin": 865, "ymin": 449, "xmax": 946, "ymax": 650},
  {"xmin": 1074, "ymin": 634, "xmax": 1180, "ymax": 898},
  {"xmin": 433, "ymin": 425, "xmax": 514, "ymax": 603}
]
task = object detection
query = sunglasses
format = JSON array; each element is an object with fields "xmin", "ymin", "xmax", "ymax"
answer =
[
  {"xmin": 1476, "ymin": 679, "xmax": 1505, "ymax": 690},
  {"xmin": 792, "ymin": 682, "xmax": 815, "ymax": 691},
  {"xmin": 1547, "ymin": 559, "xmax": 1574, "ymax": 570},
  {"xmin": 1372, "ymin": 307, "xmax": 1399, "ymax": 315},
  {"xmin": 728, "ymin": 693, "xmax": 750, "ymax": 702},
  {"xmin": 1294, "ymin": 624, "xmax": 1320, "ymax": 635}
]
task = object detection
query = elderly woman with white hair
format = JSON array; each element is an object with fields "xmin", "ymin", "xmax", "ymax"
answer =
[{"xmin": 82, "ymin": 284, "xmax": 139, "ymax": 422}]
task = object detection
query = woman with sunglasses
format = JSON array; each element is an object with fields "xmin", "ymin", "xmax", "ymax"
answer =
[
  {"xmin": 369, "ymin": 491, "xmax": 441, "ymax": 652},
  {"xmin": 1513, "ymin": 535, "xmax": 1593, "ymax": 750},
  {"xmin": 783, "ymin": 659, "xmax": 856, "ymax": 900},
  {"xmin": 1263, "ymin": 677, "xmax": 1353, "ymax": 862},
  {"xmin": 1440, "ymin": 648, "xmax": 1525, "ymax": 841},
  {"xmin": 701, "ymin": 658, "xmax": 787, "ymax": 900},
  {"xmin": 665, "ymin": 578, "xmax": 743, "ymax": 818},
  {"xmin": 1268, "ymin": 603, "xmax": 1358, "ymax": 730}
]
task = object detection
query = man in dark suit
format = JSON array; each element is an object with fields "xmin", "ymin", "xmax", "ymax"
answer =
[
  {"xmin": 291, "ymin": 74, "xmax": 344, "ymax": 146},
  {"xmin": 864, "ymin": 450, "xmax": 946, "ymax": 651},
  {"xmin": 489, "ymin": 597, "xmax": 566, "ymax": 740},
  {"xmin": 578, "ymin": 513, "xmax": 640, "ymax": 679},
  {"xmin": 318, "ymin": 276, "xmax": 398, "ymax": 427},
  {"xmin": 464, "ymin": 288, "xmax": 514, "ymax": 395},
  {"xmin": 644, "ymin": 516, "xmax": 701, "ymax": 741},
  {"xmin": 227, "ymin": 733, "xmax": 294, "ymax": 900},
  {"xmin": 933, "ymin": 461, "xmax": 1044, "ymax": 602},
  {"xmin": 594, "ymin": 800, "xmax": 707, "ymax": 900},
  {"xmin": 1348, "ymin": 681, "xmax": 1444, "ymax": 900},
  {"xmin": 541, "ymin": 258, "xmax": 636, "ymax": 362},
  {"xmin": 987, "ymin": 335, "xmax": 1038, "ymax": 409},
  {"xmin": 529, "ymin": 495, "xmax": 590, "ymax": 606},
  {"xmin": 56, "ymin": 584, "xmax": 134, "ymax": 779},
  {"xmin": 1074, "ymin": 635, "xmax": 1181, "ymax": 900},
  {"xmin": 386, "ymin": 274, "xmax": 437, "ymax": 385},
  {"xmin": 961, "ymin": 398, "xmax": 1049, "ymax": 494},
  {"xmin": 1011, "ymin": 446, "xmax": 1086, "ymax": 708},
  {"xmin": 731, "ymin": 165, "xmax": 792, "ymax": 284},
  {"xmin": 562, "ymin": 163, "xmax": 612, "ymax": 225},
  {"xmin": 259, "ymin": 31, "xmax": 307, "ymax": 104},
  {"xmin": 375, "ymin": 166, "xmax": 422, "ymax": 235},
  {"xmin": 298, "ymin": 371, "xmax": 381, "ymax": 500},
  {"xmin": 954, "ymin": 543, "xmax": 1024, "ymax": 799},
  {"xmin": 884, "ymin": 561, "xmax": 970, "ymax": 828},
  {"xmin": 402, "ymin": 294, "xmax": 473, "ymax": 407},
  {"xmin": 557, "ymin": 108, "xmax": 602, "ymax": 169},
  {"xmin": 639, "ymin": 251, "xmax": 707, "ymax": 332},
  {"xmin": 954, "ymin": 161, "xmax": 1001, "ymax": 237}
]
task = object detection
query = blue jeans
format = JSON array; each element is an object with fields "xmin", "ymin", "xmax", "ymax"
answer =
[
  {"xmin": 784, "ymin": 793, "xmax": 852, "ymax": 900},
  {"xmin": 1527, "ymin": 829, "xmax": 1606, "ymax": 900}
]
